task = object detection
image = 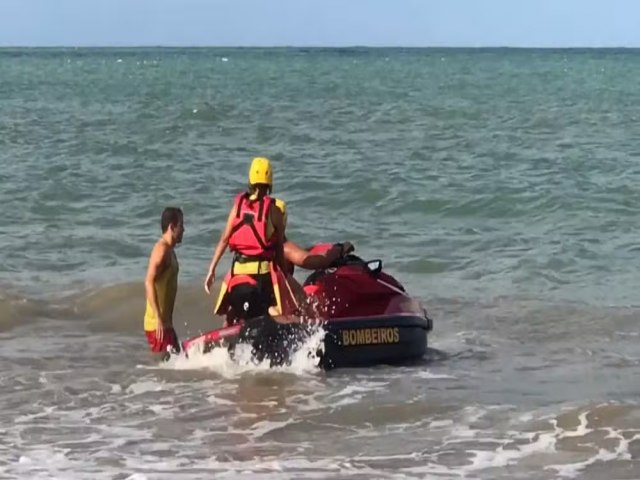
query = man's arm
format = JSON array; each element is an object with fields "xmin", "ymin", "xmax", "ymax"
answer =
[
  {"xmin": 205, "ymin": 206, "xmax": 236, "ymax": 282},
  {"xmin": 269, "ymin": 204, "xmax": 287, "ymax": 273},
  {"xmin": 284, "ymin": 240, "xmax": 345, "ymax": 270}
]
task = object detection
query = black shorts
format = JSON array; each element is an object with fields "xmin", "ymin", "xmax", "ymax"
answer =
[{"xmin": 227, "ymin": 273, "xmax": 276, "ymax": 321}]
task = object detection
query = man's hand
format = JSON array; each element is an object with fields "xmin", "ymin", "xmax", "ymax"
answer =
[
  {"xmin": 204, "ymin": 270, "xmax": 216, "ymax": 294},
  {"xmin": 341, "ymin": 241, "xmax": 354, "ymax": 256},
  {"xmin": 155, "ymin": 317, "xmax": 165, "ymax": 342}
]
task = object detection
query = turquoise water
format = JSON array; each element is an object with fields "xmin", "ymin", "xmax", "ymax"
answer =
[
  {"xmin": 2, "ymin": 48, "xmax": 640, "ymax": 479},
  {"xmin": 3, "ymin": 47, "xmax": 640, "ymax": 304}
]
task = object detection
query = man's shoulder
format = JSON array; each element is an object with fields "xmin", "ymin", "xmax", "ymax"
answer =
[
  {"xmin": 151, "ymin": 239, "xmax": 171, "ymax": 259},
  {"xmin": 269, "ymin": 201, "xmax": 283, "ymax": 220}
]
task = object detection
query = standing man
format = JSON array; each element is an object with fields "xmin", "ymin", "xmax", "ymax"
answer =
[
  {"xmin": 144, "ymin": 207, "xmax": 184, "ymax": 359},
  {"xmin": 205, "ymin": 157, "xmax": 290, "ymax": 322}
]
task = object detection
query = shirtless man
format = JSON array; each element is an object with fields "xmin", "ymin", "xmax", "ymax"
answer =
[{"xmin": 143, "ymin": 207, "xmax": 184, "ymax": 360}]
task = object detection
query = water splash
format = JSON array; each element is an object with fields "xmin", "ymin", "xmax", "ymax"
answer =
[{"xmin": 162, "ymin": 322, "xmax": 327, "ymax": 377}]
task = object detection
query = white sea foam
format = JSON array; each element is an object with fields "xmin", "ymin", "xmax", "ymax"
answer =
[{"xmin": 4, "ymin": 401, "xmax": 640, "ymax": 480}]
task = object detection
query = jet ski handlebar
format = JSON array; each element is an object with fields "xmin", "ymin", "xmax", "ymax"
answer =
[
  {"xmin": 333, "ymin": 242, "xmax": 355, "ymax": 257},
  {"xmin": 327, "ymin": 243, "xmax": 384, "ymax": 274}
]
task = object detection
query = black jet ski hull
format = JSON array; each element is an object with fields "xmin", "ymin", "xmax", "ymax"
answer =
[{"xmin": 320, "ymin": 314, "xmax": 432, "ymax": 369}]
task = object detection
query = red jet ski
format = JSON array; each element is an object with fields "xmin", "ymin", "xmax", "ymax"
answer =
[{"xmin": 182, "ymin": 244, "xmax": 433, "ymax": 369}]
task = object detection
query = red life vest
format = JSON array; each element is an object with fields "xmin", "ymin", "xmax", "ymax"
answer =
[{"xmin": 228, "ymin": 192, "xmax": 276, "ymax": 259}]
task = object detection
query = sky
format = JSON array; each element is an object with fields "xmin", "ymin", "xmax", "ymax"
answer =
[{"xmin": 0, "ymin": 0, "xmax": 639, "ymax": 48}]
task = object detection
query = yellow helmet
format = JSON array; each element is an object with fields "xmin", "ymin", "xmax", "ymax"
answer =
[
  {"xmin": 274, "ymin": 198, "xmax": 287, "ymax": 228},
  {"xmin": 248, "ymin": 157, "xmax": 273, "ymax": 186}
]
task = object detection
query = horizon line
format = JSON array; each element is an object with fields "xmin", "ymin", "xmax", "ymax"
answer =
[{"xmin": 1, "ymin": 44, "xmax": 639, "ymax": 50}]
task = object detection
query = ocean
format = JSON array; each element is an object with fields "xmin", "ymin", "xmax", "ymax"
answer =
[{"xmin": 1, "ymin": 47, "xmax": 639, "ymax": 479}]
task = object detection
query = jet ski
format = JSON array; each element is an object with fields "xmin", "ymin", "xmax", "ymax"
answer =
[{"xmin": 181, "ymin": 244, "xmax": 433, "ymax": 369}]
